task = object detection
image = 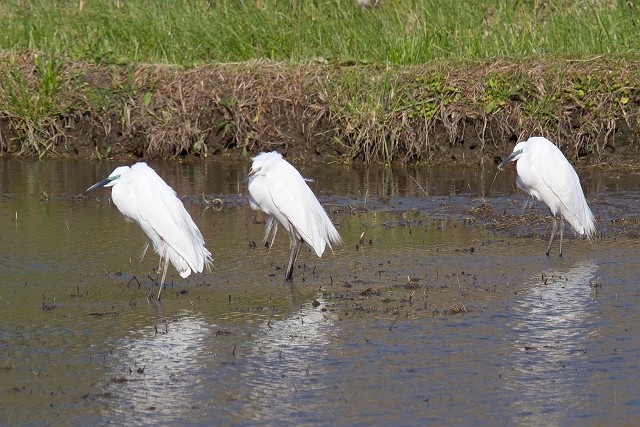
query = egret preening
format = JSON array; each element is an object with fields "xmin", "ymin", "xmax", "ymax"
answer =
[
  {"xmin": 87, "ymin": 162, "xmax": 212, "ymax": 300},
  {"xmin": 247, "ymin": 152, "xmax": 342, "ymax": 281},
  {"xmin": 498, "ymin": 136, "xmax": 596, "ymax": 257}
]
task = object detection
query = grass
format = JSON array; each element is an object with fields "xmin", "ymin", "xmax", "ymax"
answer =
[
  {"xmin": 1, "ymin": 53, "xmax": 639, "ymax": 163},
  {"xmin": 1, "ymin": 1, "xmax": 640, "ymax": 162},
  {"xmin": 1, "ymin": 1, "xmax": 640, "ymax": 66},
  {"xmin": 0, "ymin": 54, "xmax": 71, "ymax": 157}
]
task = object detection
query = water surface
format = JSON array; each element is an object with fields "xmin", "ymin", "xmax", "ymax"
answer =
[{"xmin": 0, "ymin": 159, "xmax": 638, "ymax": 426}]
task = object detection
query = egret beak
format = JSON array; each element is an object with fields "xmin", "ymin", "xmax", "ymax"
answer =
[
  {"xmin": 86, "ymin": 177, "xmax": 112, "ymax": 192},
  {"xmin": 498, "ymin": 152, "xmax": 518, "ymax": 171},
  {"xmin": 243, "ymin": 166, "xmax": 261, "ymax": 182}
]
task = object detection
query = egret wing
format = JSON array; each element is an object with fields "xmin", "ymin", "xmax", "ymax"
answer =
[
  {"xmin": 530, "ymin": 142, "xmax": 595, "ymax": 236},
  {"xmin": 265, "ymin": 162, "xmax": 331, "ymax": 257},
  {"xmin": 132, "ymin": 164, "xmax": 211, "ymax": 275}
]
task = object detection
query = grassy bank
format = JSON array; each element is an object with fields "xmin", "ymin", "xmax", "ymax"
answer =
[
  {"xmin": 2, "ymin": 0, "xmax": 639, "ymax": 65},
  {"xmin": 1, "ymin": 53, "xmax": 638, "ymax": 164},
  {"xmin": 1, "ymin": 1, "xmax": 640, "ymax": 163}
]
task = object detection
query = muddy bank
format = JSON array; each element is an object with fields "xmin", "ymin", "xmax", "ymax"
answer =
[{"xmin": 1, "ymin": 53, "xmax": 640, "ymax": 164}]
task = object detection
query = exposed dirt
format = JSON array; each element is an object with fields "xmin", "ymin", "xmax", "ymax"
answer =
[{"xmin": 1, "ymin": 53, "xmax": 640, "ymax": 164}]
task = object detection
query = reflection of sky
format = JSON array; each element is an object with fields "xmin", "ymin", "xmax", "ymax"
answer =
[{"xmin": 506, "ymin": 260, "xmax": 599, "ymax": 426}]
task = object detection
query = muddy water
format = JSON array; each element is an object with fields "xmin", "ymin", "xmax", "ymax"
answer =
[{"xmin": 0, "ymin": 159, "xmax": 639, "ymax": 426}]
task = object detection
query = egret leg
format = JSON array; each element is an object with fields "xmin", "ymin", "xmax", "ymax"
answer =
[
  {"xmin": 148, "ymin": 256, "xmax": 163, "ymax": 300},
  {"xmin": 140, "ymin": 242, "xmax": 149, "ymax": 262},
  {"xmin": 269, "ymin": 224, "xmax": 278, "ymax": 251},
  {"xmin": 558, "ymin": 216, "xmax": 565, "ymax": 258},
  {"xmin": 265, "ymin": 217, "xmax": 278, "ymax": 251},
  {"xmin": 148, "ymin": 244, "xmax": 169, "ymax": 301},
  {"xmin": 546, "ymin": 214, "xmax": 558, "ymax": 257},
  {"xmin": 285, "ymin": 238, "xmax": 303, "ymax": 282},
  {"xmin": 157, "ymin": 253, "xmax": 169, "ymax": 301}
]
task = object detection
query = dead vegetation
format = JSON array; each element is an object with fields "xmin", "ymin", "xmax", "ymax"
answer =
[{"xmin": 1, "ymin": 53, "xmax": 639, "ymax": 164}]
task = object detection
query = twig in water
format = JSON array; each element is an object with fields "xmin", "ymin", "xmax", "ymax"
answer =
[
  {"xmin": 389, "ymin": 311, "xmax": 401, "ymax": 331},
  {"xmin": 127, "ymin": 276, "xmax": 142, "ymax": 288}
]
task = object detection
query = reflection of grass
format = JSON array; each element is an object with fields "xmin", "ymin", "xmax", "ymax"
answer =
[{"xmin": 1, "ymin": 1, "xmax": 639, "ymax": 64}]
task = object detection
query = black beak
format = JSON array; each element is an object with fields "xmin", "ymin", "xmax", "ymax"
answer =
[
  {"xmin": 86, "ymin": 177, "xmax": 112, "ymax": 192},
  {"xmin": 498, "ymin": 152, "xmax": 518, "ymax": 171}
]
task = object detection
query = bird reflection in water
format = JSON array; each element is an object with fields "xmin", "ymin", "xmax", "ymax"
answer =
[
  {"xmin": 237, "ymin": 297, "xmax": 333, "ymax": 424},
  {"xmin": 104, "ymin": 313, "xmax": 213, "ymax": 424},
  {"xmin": 506, "ymin": 260, "xmax": 599, "ymax": 425}
]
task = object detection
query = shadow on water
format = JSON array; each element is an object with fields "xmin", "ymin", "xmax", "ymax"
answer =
[{"xmin": 1, "ymin": 159, "xmax": 639, "ymax": 426}]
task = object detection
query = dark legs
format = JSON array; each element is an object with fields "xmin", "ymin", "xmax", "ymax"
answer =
[
  {"xmin": 285, "ymin": 234, "xmax": 303, "ymax": 282},
  {"xmin": 558, "ymin": 216, "xmax": 564, "ymax": 258},
  {"xmin": 545, "ymin": 215, "xmax": 557, "ymax": 257},
  {"xmin": 546, "ymin": 213, "xmax": 564, "ymax": 258},
  {"xmin": 149, "ymin": 244, "xmax": 169, "ymax": 301}
]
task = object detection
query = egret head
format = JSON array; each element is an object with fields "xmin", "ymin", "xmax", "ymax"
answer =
[
  {"xmin": 246, "ymin": 165, "xmax": 261, "ymax": 180},
  {"xmin": 86, "ymin": 166, "xmax": 131, "ymax": 191},
  {"xmin": 498, "ymin": 141, "xmax": 527, "ymax": 170},
  {"xmin": 246, "ymin": 151, "xmax": 283, "ymax": 179}
]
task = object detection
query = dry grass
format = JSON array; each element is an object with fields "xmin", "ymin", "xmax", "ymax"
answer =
[{"xmin": 1, "ymin": 53, "xmax": 639, "ymax": 163}]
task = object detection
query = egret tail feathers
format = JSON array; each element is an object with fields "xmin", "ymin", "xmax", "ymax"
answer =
[{"xmin": 558, "ymin": 198, "xmax": 596, "ymax": 239}]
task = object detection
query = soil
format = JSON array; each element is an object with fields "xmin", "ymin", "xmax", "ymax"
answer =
[{"xmin": 2, "ymin": 53, "xmax": 640, "ymax": 165}]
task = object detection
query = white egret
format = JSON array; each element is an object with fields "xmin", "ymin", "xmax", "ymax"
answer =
[
  {"xmin": 87, "ymin": 162, "xmax": 212, "ymax": 300},
  {"xmin": 498, "ymin": 136, "xmax": 596, "ymax": 257},
  {"xmin": 247, "ymin": 152, "xmax": 342, "ymax": 280}
]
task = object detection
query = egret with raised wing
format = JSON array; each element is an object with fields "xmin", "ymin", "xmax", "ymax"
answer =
[
  {"xmin": 87, "ymin": 162, "xmax": 212, "ymax": 300},
  {"xmin": 247, "ymin": 152, "xmax": 342, "ymax": 280},
  {"xmin": 498, "ymin": 136, "xmax": 595, "ymax": 257}
]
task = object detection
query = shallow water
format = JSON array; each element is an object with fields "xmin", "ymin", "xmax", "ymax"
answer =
[{"xmin": 0, "ymin": 159, "xmax": 639, "ymax": 426}]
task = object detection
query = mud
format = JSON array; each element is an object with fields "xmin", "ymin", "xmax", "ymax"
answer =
[{"xmin": 2, "ymin": 54, "xmax": 640, "ymax": 164}]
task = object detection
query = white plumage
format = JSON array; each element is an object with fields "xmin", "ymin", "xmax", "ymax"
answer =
[
  {"xmin": 499, "ymin": 136, "xmax": 595, "ymax": 256},
  {"xmin": 247, "ymin": 152, "xmax": 342, "ymax": 280},
  {"xmin": 87, "ymin": 162, "xmax": 212, "ymax": 300}
]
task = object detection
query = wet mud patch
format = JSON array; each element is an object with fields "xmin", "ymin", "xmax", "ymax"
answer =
[
  {"xmin": 286, "ymin": 185, "xmax": 640, "ymax": 320},
  {"xmin": 289, "ymin": 212, "xmax": 517, "ymax": 321},
  {"xmin": 482, "ymin": 194, "xmax": 640, "ymax": 240}
]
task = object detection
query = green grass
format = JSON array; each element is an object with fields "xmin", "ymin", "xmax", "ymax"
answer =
[
  {"xmin": 1, "ymin": 1, "xmax": 640, "ymax": 161},
  {"xmin": 1, "ymin": 0, "xmax": 640, "ymax": 65},
  {"xmin": 0, "ymin": 54, "xmax": 71, "ymax": 157}
]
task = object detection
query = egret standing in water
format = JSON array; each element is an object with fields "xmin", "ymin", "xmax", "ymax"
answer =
[
  {"xmin": 247, "ymin": 152, "xmax": 342, "ymax": 280},
  {"xmin": 87, "ymin": 162, "xmax": 212, "ymax": 300},
  {"xmin": 498, "ymin": 136, "xmax": 596, "ymax": 257}
]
